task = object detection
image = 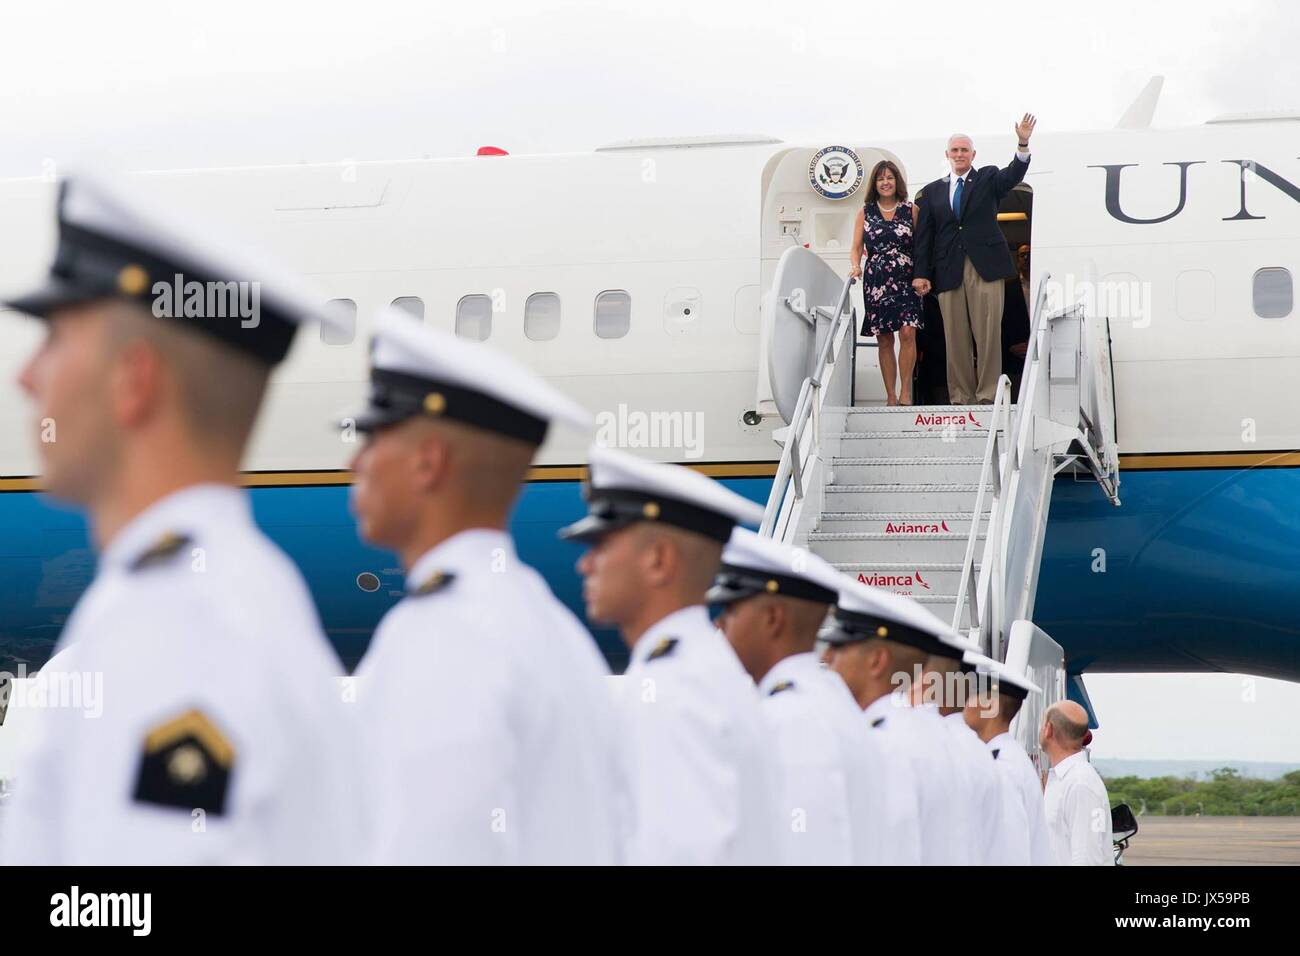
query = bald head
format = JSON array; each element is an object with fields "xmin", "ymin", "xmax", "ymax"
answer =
[{"xmin": 1044, "ymin": 700, "xmax": 1090, "ymax": 750}]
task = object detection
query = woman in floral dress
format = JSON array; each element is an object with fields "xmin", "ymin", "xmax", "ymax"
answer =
[{"xmin": 850, "ymin": 160, "xmax": 923, "ymax": 405}]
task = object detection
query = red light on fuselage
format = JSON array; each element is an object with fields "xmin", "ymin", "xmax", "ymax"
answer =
[{"xmin": 476, "ymin": 146, "xmax": 509, "ymax": 156}]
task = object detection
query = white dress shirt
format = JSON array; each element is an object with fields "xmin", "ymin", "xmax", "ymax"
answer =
[
  {"xmin": 759, "ymin": 653, "xmax": 889, "ymax": 865},
  {"xmin": 989, "ymin": 731, "xmax": 1056, "ymax": 866},
  {"xmin": 860, "ymin": 694, "xmax": 924, "ymax": 865},
  {"xmin": 357, "ymin": 528, "xmax": 625, "ymax": 865},
  {"xmin": 943, "ymin": 712, "xmax": 1010, "ymax": 865},
  {"xmin": 867, "ymin": 694, "xmax": 976, "ymax": 864},
  {"xmin": 0, "ymin": 484, "xmax": 362, "ymax": 865},
  {"xmin": 618, "ymin": 605, "xmax": 780, "ymax": 865},
  {"xmin": 1043, "ymin": 749, "xmax": 1115, "ymax": 866}
]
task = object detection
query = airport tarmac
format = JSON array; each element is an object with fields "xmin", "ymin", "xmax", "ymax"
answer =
[{"xmin": 1122, "ymin": 816, "xmax": 1300, "ymax": 866}]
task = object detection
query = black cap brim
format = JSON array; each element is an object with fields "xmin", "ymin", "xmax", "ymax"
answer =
[
  {"xmin": 557, "ymin": 513, "xmax": 638, "ymax": 543},
  {"xmin": 340, "ymin": 404, "xmax": 414, "ymax": 435},
  {"xmin": 4, "ymin": 276, "xmax": 111, "ymax": 320},
  {"xmin": 818, "ymin": 618, "xmax": 866, "ymax": 647},
  {"xmin": 704, "ymin": 580, "xmax": 761, "ymax": 609}
]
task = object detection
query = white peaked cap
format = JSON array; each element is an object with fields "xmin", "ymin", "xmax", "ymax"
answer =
[
  {"xmin": 347, "ymin": 306, "xmax": 592, "ymax": 442},
  {"xmin": 558, "ymin": 444, "xmax": 764, "ymax": 544}
]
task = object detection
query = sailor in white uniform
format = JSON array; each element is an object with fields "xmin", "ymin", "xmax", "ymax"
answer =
[
  {"xmin": 957, "ymin": 652, "xmax": 1034, "ymax": 865},
  {"xmin": 0, "ymin": 175, "xmax": 361, "ymax": 864},
  {"xmin": 916, "ymin": 632, "xmax": 1008, "ymax": 865},
  {"xmin": 962, "ymin": 651, "xmax": 1055, "ymax": 865},
  {"xmin": 560, "ymin": 446, "xmax": 780, "ymax": 865},
  {"xmin": 707, "ymin": 529, "xmax": 889, "ymax": 865},
  {"xmin": 347, "ymin": 309, "xmax": 624, "ymax": 865},
  {"xmin": 821, "ymin": 579, "xmax": 980, "ymax": 865}
]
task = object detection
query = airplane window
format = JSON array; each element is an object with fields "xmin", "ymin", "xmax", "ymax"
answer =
[
  {"xmin": 1253, "ymin": 268, "xmax": 1293, "ymax": 319},
  {"xmin": 525, "ymin": 292, "xmax": 561, "ymax": 341},
  {"xmin": 456, "ymin": 294, "xmax": 493, "ymax": 341},
  {"xmin": 594, "ymin": 290, "xmax": 631, "ymax": 339},
  {"xmin": 321, "ymin": 298, "xmax": 356, "ymax": 345},
  {"xmin": 391, "ymin": 296, "xmax": 424, "ymax": 321}
]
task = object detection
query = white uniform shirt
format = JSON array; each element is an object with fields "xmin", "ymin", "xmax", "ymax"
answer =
[
  {"xmin": 989, "ymin": 732, "xmax": 1056, "ymax": 866},
  {"xmin": 758, "ymin": 653, "xmax": 888, "ymax": 865},
  {"xmin": 619, "ymin": 605, "xmax": 780, "ymax": 865},
  {"xmin": 1043, "ymin": 749, "xmax": 1114, "ymax": 866},
  {"xmin": 943, "ymin": 712, "xmax": 1012, "ymax": 865},
  {"xmin": 860, "ymin": 694, "xmax": 923, "ymax": 865},
  {"xmin": 866, "ymin": 695, "xmax": 974, "ymax": 864},
  {"xmin": 0, "ymin": 484, "xmax": 361, "ymax": 865},
  {"xmin": 356, "ymin": 528, "xmax": 624, "ymax": 865}
]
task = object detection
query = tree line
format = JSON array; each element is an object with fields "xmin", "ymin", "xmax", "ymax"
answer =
[{"xmin": 1105, "ymin": 768, "xmax": 1300, "ymax": 816}]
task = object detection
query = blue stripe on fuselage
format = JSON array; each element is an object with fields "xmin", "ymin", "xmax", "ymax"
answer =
[{"xmin": 2, "ymin": 469, "xmax": 1297, "ymax": 680}]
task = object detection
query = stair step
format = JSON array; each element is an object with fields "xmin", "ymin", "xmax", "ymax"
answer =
[
  {"xmin": 830, "ymin": 456, "xmax": 986, "ymax": 484},
  {"xmin": 830, "ymin": 431, "xmax": 989, "ymax": 457},
  {"xmin": 832, "ymin": 556, "xmax": 977, "ymax": 595},
  {"xmin": 827, "ymin": 573, "xmax": 966, "ymax": 625},
  {"xmin": 808, "ymin": 530, "xmax": 980, "ymax": 563},
  {"xmin": 816, "ymin": 511, "xmax": 985, "ymax": 535},
  {"xmin": 825, "ymin": 483, "xmax": 991, "ymax": 511},
  {"xmin": 826, "ymin": 404, "xmax": 1010, "ymax": 433}
]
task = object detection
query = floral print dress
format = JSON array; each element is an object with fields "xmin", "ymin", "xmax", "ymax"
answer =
[{"xmin": 861, "ymin": 200, "xmax": 922, "ymax": 336}]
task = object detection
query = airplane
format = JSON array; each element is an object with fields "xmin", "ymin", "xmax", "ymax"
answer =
[{"xmin": 0, "ymin": 78, "xmax": 1297, "ymax": 706}]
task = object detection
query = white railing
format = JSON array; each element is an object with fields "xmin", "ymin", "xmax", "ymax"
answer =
[
  {"xmin": 952, "ymin": 276, "xmax": 1053, "ymax": 650},
  {"xmin": 952, "ymin": 271, "xmax": 1122, "ymax": 655},
  {"xmin": 758, "ymin": 271, "xmax": 857, "ymax": 541},
  {"xmin": 950, "ymin": 372, "xmax": 1015, "ymax": 641}
]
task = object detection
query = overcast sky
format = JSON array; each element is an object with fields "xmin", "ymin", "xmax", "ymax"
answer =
[
  {"xmin": 1, "ymin": 1, "xmax": 1297, "ymax": 764},
  {"xmin": 2, "ymin": 0, "xmax": 1297, "ymax": 177}
]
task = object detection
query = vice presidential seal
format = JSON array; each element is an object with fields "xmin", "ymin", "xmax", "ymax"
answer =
[{"xmin": 808, "ymin": 146, "xmax": 864, "ymax": 200}]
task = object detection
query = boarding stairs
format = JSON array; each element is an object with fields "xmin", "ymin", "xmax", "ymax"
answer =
[{"xmin": 758, "ymin": 245, "xmax": 1121, "ymax": 744}]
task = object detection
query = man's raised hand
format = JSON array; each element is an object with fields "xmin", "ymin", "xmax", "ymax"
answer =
[{"xmin": 1016, "ymin": 113, "xmax": 1037, "ymax": 143}]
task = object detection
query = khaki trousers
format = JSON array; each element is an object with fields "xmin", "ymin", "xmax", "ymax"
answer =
[{"xmin": 937, "ymin": 257, "xmax": 1004, "ymax": 404}]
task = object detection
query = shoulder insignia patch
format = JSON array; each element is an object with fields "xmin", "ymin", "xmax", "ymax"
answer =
[
  {"xmin": 646, "ymin": 637, "xmax": 678, "ymax": 662},
  {"xmin": 407, "ymin": 570, "xmax": 455, "ymax": 597},
  {"xmin": 871, "ymin": 716, "xmax": 886, "ymax": 728},
  {"xmin": 768, "ymin": 680, "xmax": 796, "ymax": 696},
  {"xmin": 130, "ymin": 532, "xmax": 192, "ymax": 572},
  {"xmin": 133, "ymin": 708, "xmax": 234, "ymax": 816}
]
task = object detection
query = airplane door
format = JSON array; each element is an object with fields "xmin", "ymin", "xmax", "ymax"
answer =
[{"xmin": 757, "ymin": 144, "xmax": 905, "ymax": 413}]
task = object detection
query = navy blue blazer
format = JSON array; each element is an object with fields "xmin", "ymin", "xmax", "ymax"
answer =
[{"xmin": 914, "ymin": 155, "xmax": 1029, "ymax": 293}]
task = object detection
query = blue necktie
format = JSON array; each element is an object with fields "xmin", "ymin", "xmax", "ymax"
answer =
[{"xmin": 952, "ymin": 175, "xmax": 964, "ymax": 217}]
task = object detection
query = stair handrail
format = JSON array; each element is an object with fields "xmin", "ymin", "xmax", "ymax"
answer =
[
  {"xmin": 950, "ymin": 373, "xmax": 1013, "ymax": 640},
  {"xmin": 951, "ymin": 275, "xmax": 1054, "ymax": 645},
  {"xmin": 759, "ymin": 270, "xmax": 857, "ymax": 540}
]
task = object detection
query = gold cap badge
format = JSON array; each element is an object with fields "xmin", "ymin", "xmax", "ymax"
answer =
[{"xmin": 116, "ymin": 264, "xmax": 150, "ymax": 296}]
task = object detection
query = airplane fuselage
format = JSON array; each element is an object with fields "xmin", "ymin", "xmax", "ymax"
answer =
[{"xmin": 0, "ymin": 119, "xmax": 1297, "ymax": 678}]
